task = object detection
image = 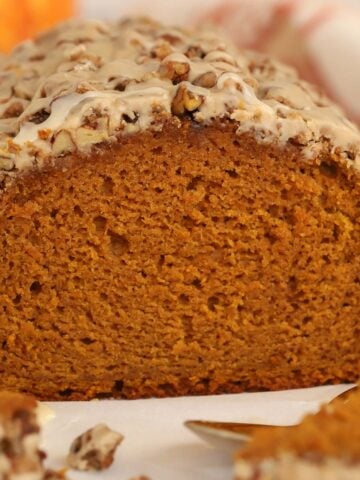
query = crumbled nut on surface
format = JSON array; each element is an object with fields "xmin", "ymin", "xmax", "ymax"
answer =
[
  {"xmin": 0, "ymin": 392, "xmax": 45, "ymax": 480},
  {"xmin": 67, "ymin": 423, "xmax": 123, "ymax": 471}
]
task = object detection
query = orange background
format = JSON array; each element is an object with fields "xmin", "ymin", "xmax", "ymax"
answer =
[{"xmin": 0, "ymin": 0, "xmax": 74, "ymax": 52}]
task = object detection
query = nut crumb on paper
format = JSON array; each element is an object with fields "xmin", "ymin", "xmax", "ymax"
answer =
[{"xmin": 67, "ymin": 423, "xmax": 123, "ymax": 471}]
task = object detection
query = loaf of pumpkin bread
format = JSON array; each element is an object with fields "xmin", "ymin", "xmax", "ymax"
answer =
[{"xmin": 0, "ymin": 17, "xmax": 359, "ymax": 399}]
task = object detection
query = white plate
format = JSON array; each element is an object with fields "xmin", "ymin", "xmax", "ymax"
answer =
[{"xmin": 42, "ymin": 384, "xmax": 355, "ymax": 480}]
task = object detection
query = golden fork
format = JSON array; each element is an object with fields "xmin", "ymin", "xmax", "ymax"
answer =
[{"xmin": 184, "ymin": 384, "xmax": 357, "ymax": 448}]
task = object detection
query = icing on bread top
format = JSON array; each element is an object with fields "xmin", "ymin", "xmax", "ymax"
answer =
[{"xmin": 0, "ymin": 17, "xmax": 359, "ymax": 174}]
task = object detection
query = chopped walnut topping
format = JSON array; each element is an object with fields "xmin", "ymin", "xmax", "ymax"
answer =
[
  {"xmin": 38, "ymin": 129, "xmax": 52, "ymax": 140},
  {"xmin": 158, "ymin": 33, "xmax": 182, "ymax": 45},
  {"xmin": 52, "ymin": 130, "xmax": 75, "ymax": 156},
  {"xmin": 158, "ymin": 59, "xmax": 190, "ymax": 84},
  {"xmin": 83, "ymin": 111, "xmax": 101, "ymax": 129},
  {"xmin": 64, "ymin": 44, "xmax": 87, "ymax": 61},
  {"xmin": 2, "ymin": 101, "xmax": 25, "ymax": 119},
  {"xmin": 75, "ymin": 127, "xmax": 109, "ymax": 148},
  {"xmin": 204, "ymin": 50, "xmax": 237, "ymax": 66},
  {"xmin": 7, "ymin": 139, "xmax": 21, "ymax": 154},
  {"xmin": 0, "ymin": 157, "xmax": 15, "ymax": 171},
  {"xmin": 67, "ymin": 423, "xmax": 123, "ymax": 471},
  {"xmin": 28, "ymin": 109, "xmax": 50, "ymax": 125},
  {"xmin": 113, "ymin": 78, "xmax": 134, "ymax": 92},
  {"xmin": 150, "ymin": 42, "xmax": 173, "ymax": 60},
  {"xmin": 172, "ymin": 84, "xmax": 203, "ymax": 115},
  {"xmin": 193, "ymin": 71, "xmax": 217, "ymax": 88},
  {"xmin": 13, "ymin": 78, "xmax": 39, "ymax": 101},
  {"xmin": 75, "ymin": 82, "xmax": 96, "ymax": 94},
  {"xmin": 0, "ymin": 16, "xmax": 357, "ymax": 176},
  {"xmin": 185, "ymin": 45, "xmax": 205, "ymax": 59}
]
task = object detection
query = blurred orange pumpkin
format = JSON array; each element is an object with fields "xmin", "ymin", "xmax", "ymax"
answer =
[{"xmin": 0, "ymin": 0, "xmax": 74, "ymax": 52}]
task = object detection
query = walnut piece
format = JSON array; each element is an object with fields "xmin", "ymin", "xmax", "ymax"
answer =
[
  {"xmin": 158, "ymin": 33, "xmax": 182, "ymax": 45},
  {"xmin": 150, "ymin": 42, "xmax": 172, "ymax": 60},
  {"xmin": 28, "ymin": 109, "xmax": 50, "ymax": 125},
  {"xmin": 75, "ymin": 126, "xmax": 109, "ymax": 149},
  {"xmin": 0, "ymin": 157, "xmax": 15, "ymax": 171},
  {"xmin": 52, "ymin": 130, "xmax": 75, "ymax": 156},
  {"xmin": 158, "ymin": 59, "xmax": 190, "ymax": 84},
  {"xmin": 172, "ymin": 84, "xmax": 202, "ymax": 115},
  {"xmin": 185, "ymin": 45, "xmax": 205, "ymax": 59},
  {"xmin": 193, "ymin": 71, "xmax": 217, "ymax": 88},
  {"xmin": 1, "ymin": 100, "xmax": 25, "ymax": 119},
  {"xmin": 67, "ymin": 423, "xmax": 123, "ymax": 471}
]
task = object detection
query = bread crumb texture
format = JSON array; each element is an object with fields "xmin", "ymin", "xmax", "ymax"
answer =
[{"xmin": 0, "ymin": 121, "xmax": 359, "ymax": 399}]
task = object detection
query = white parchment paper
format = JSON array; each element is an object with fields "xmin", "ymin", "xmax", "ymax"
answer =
[{"xmin": 42, "ymin": 383, "xmax": 355, "ymax": 480}]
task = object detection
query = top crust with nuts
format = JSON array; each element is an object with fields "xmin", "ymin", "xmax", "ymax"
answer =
[{"xmin": 0, "ymin": 16, "xmax": 359, "ymax": 178}]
